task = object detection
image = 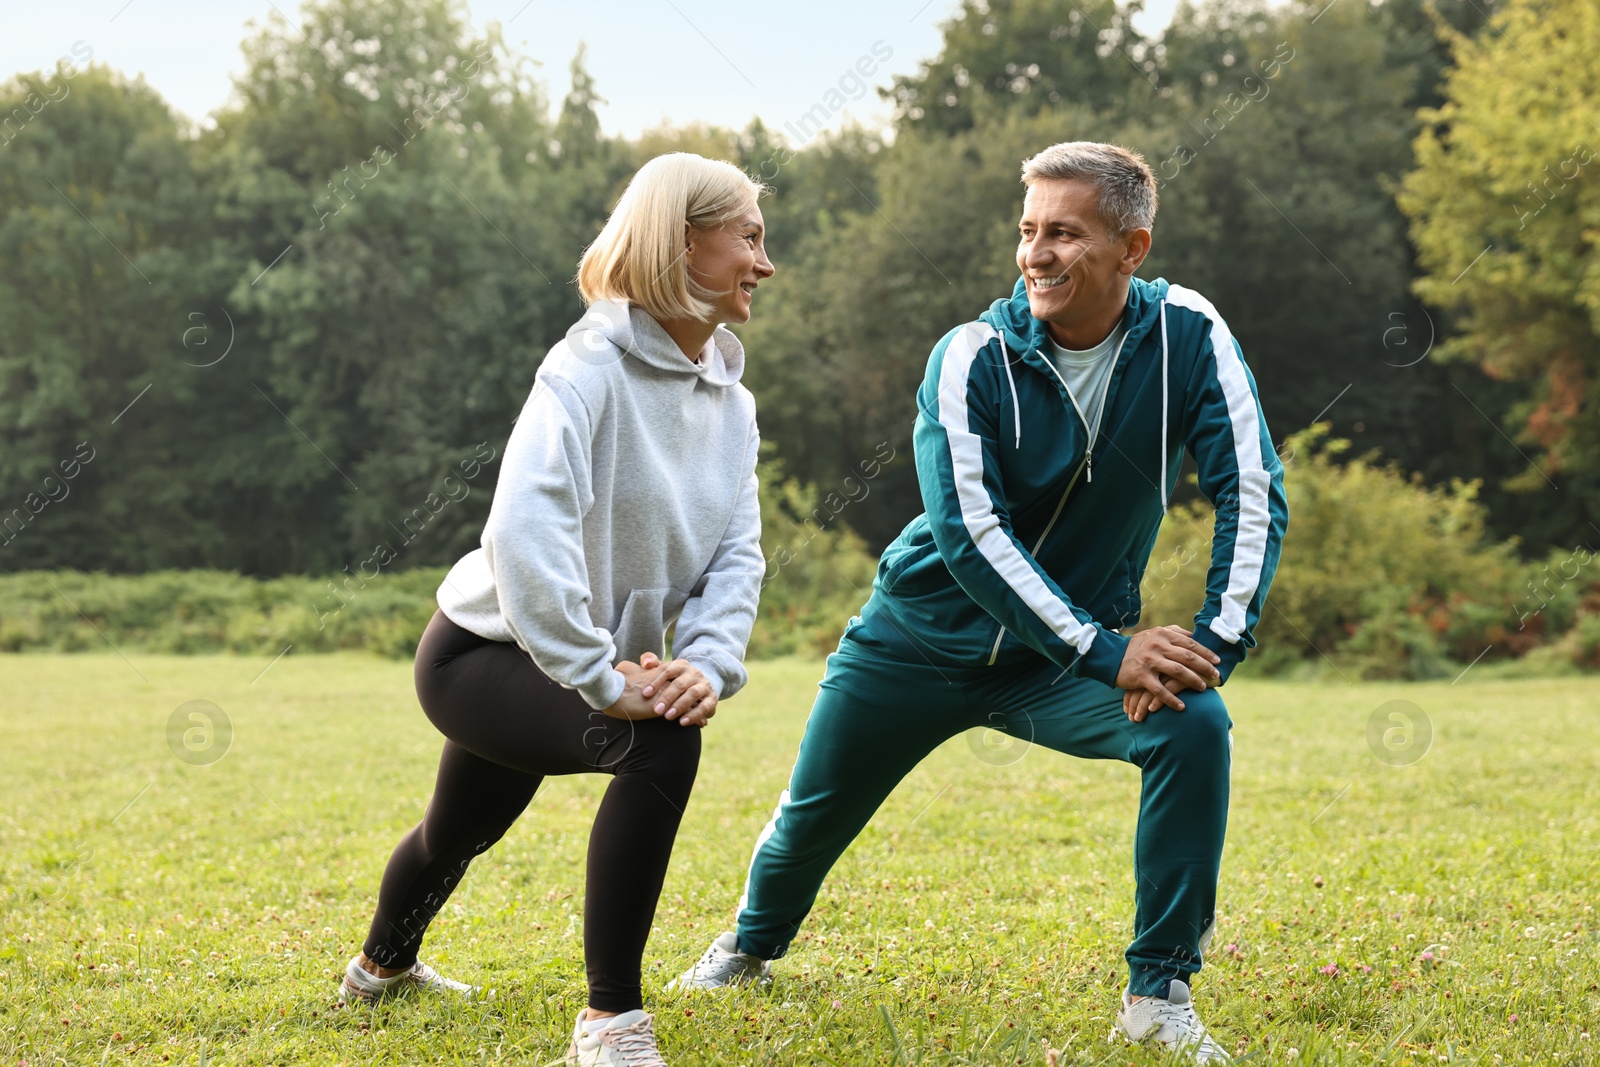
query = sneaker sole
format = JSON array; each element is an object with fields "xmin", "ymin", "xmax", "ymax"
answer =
[
  {"xmin": 668, "ymin": 972, "xmax": 772, "ymax": 992},
  {"xmin": 1107, "ymin": 1026, "xmax": 1229, "ymax": 1063},
  {"xmin": 339, "ymin": 977, "xmax": 379, "ymax": 1004},
  {"xmin": 340, "ymin": 974, "xmax": 477, "ymax": 1002}
]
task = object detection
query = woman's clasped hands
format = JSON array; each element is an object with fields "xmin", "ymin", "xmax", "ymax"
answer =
[{"xmin": 605, "ymin": 651, "xmax": 718, "ymax": 726}]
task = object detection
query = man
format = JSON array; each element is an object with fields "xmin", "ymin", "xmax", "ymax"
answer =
[{"xmin": 674, "ymin": 142, "xmax": 1288, "ymax": 1063}]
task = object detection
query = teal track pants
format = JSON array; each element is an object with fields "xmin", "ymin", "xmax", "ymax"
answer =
[{"xmin": 733, "ymin": 606, "xmax": 1232, "ymax": 998}]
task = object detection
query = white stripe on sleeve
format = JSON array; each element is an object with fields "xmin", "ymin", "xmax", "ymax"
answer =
[
  {"xmin": 937, "ymin": 322, "xmax": 1099, "ymax": 656},
  {"xmin": 1165, "ymin": 284, "xmax": 1272, "ymax": 643}
]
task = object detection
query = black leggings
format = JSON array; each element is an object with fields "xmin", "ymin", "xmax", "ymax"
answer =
[{"xmin": 361, "ymin": 609, "xmax": 702, "ymax": 1012}]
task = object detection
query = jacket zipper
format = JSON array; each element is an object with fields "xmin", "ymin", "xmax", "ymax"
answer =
[
  {"xmin": 987, "ymin": 451, "xmax": 1087, "ymax": 664},
  {"xmin": 1044, "ymin": 330, "xmax": 1126, "ymax": 483},
  {"xmin": 986, "ymin": 332, "xmax": 1129, "ymax": 665}
]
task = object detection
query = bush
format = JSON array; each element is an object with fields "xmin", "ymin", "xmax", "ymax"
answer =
[
  {"xmin": 1137, "ymin": 424, "xmax": 1533, "ymax": 680},
  {"xmin": 0, "ymin": 456, "xmax": 881, "ymax": 663},
  {"xmin": 8, "ymin": 428, "xmax": 1600, "ymax": 679},
  {"xmin": 0, "ymin": 568, "xmax": 447, "ymax": 658},
  {"xmin": 746, "ymin": 451, "xmax": 879, "ymax": 658}
]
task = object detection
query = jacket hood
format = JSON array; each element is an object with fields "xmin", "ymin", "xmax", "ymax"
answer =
[
  {"xmin": 980, "ymin": 274, "xmax": 1170, "ymax": 354},
  {"xmin": 572, "ymin": 299, "xmax": 746, "ymax": 387},
  {"xmin": 979, "ymin": 273, "xmax": 1179, "ymax": 511}
]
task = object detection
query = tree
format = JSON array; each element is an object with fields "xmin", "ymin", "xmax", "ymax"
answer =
[
  {"xmin": 0, "ymin": 64, "xmax": 227, "ymax": 570},
  {"xmin": 212, "ymin": 0, "xmax": 601, "ymax": 573},
  {"xmin": 0, "ymin": 0, "xmax": 621, "ymax": 575},
  {"xmin": 1398, "ymin": 0, "xmax": 1600, "ymax": 520},
  {"xmin": 554, "ymin": 43, "xmax": 605, "ymax": 168},
  {"xmin": 885, "ymin": 0, "xmax": 1157, "ymax": 135},
  {"xmin": 745, "ymin": 0, "xmax": 1459, "ymax": 548},
  {"xmin": 1143, "ymin": 0, "xmax": 1460, "ymax": 491}
]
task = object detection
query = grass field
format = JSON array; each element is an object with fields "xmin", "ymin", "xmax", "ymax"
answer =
[{"xmin": 2, "ymin": 650, "xmax": 1597, "ymax": 1066}]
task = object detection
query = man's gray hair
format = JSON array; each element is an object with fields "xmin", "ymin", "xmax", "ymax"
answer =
[{"xmin": 1020, "ymin": 141, "xmax": 1158, "ymax": 237}]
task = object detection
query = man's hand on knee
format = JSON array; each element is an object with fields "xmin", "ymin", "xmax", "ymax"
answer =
[{"xmin": 1115, "ymin": 625, "xmax": 1221, "ymax": 716}]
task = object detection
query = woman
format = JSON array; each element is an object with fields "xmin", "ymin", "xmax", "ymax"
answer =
[{"xmin": 340, "ymin": 152, "xmax": 774, "ymax": 1067}]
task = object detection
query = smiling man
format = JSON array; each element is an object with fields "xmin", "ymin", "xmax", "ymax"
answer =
[{"xmin": 675, "ymin": 142, "xmax": 1288, "ymax": 1063}]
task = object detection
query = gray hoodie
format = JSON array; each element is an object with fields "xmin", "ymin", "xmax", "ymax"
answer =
[{"xmin": 436, "ymin": 299, "xmax": 764, "ymax": 710}]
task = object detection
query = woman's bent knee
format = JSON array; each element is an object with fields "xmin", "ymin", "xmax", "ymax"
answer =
[{"xmin": 617, "ymin": 718, "xmax": 702, "ymax": 788}]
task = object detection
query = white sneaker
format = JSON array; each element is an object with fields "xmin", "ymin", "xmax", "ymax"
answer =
[
  {"xmin": 1107, "ymin": 979, "xmax": 1230, "ymax": 1062},
  {"xmin": 667, "ymin": 930, "xmax": 772, "ymax": 991},
  {"xmin": 566, "ymin": 1009, "xmax": 669, "ymax": 1067},
  {"xmin": 338, "ymin": 953, "xmax": 484, "ymax": 1003}
]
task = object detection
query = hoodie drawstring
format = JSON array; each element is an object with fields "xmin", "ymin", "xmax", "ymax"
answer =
[
  {"xmin": 1158, "ymin": 299, "xmax": 1170, "ymax": 515},
  {"xmin": 998, "ymin": 334, "xmax": 1022, "ymax": 448}
]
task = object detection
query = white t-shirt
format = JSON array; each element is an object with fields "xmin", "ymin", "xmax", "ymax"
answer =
[{"xmin": 1047, "ymin": 321, "xmax": 1126, "ymax": 446}]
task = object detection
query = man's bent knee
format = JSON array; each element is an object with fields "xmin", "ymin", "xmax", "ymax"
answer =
[{"xmin": 1151, "ymin": 687, "xmax": 1231, "ymax": 757}]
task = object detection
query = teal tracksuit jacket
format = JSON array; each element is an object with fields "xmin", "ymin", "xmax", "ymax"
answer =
[{"xmin": 862, "ymin": 274, "xmax": 1289, "ymax": 683}]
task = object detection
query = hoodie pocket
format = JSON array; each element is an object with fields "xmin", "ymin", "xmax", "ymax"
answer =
[{"xmin": 612, "ymin": 587, "xmax": 672, "ymax": 661}]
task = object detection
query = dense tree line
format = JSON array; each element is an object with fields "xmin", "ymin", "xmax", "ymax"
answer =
[{"xmin": 1, "ymin": 0, "xmax": 1594, "ymax": 578}]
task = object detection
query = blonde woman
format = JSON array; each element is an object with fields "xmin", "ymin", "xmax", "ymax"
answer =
[{"xmin": 340, "ymin": 153, "xmax": 773, "ymax": 1067}]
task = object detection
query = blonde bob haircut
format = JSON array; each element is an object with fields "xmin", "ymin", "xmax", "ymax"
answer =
[{"xmin": 576, "ymin": 152, "xmax": 769, "ymax": 323}]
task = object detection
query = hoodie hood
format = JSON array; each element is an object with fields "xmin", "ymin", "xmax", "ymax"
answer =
[{"xmin": 571, "ymin": 299, "xmax": 746, "ymax": 388}]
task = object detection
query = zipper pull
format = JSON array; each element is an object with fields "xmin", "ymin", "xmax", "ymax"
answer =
[{"xmin": 1086, "ymin": 451, "xmax": 1094, "ymax": 482}]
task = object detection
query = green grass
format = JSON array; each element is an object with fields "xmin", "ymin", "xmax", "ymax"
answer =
[{"xmin": 2, "ymin": 651, "xmax": 1596, "ymax": 1065}]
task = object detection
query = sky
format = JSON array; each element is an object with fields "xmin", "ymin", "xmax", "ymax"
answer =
[{"xmin": 2, "ymin": 0, "xmax": 1187, "ymax": 140}]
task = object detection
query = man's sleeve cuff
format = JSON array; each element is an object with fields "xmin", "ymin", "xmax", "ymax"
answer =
[
  {"xmin": 1076, "ymin": 626, "xmax": 1131, "ymax": 688},
  {"xmin": 1191, "ymin": 624, "xmax": 1245, "ymax": 684}
]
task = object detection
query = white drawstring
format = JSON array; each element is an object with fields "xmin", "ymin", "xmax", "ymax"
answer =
[
  {"xmin": 998, "ymin": 334, "xmax": 1021, "ymax": 448},
  {"xmin": 993, "ymin": 302, "xmax": 1167, "ymax": 504},
  {"xmin": 1158, "ymin": 300, "xmax": 1170, "ymax": 514}
]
